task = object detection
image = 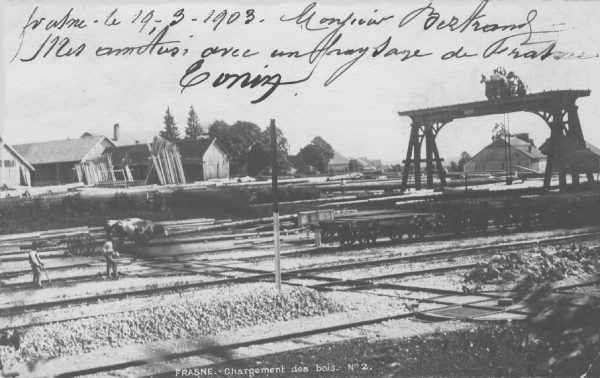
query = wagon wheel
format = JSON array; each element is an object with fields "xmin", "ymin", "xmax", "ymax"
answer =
[
  {"xmin": 362, "ymin": 223, "xmax": 377, "ymax": 245},
  {"xmin": 450, "ymin": 215, "xmax": 469, "ymax": 235},
  {"xmin": 357, "ymin": 229, "xmax": 369, "ymax": 246},
  {"xmin": 433, "ymin": 214, "xmax": 448, "ymax": 233},
  {"xmin": 415, "ymin": 218, "xmax": 426, "ymax": 239},
  {"xmin": 67, "ymin": 233, "xmax": 96, "ymax": 255},
  {"xmin": 513, "ymin": 213, "xmax": 531, "ymax": 231},
  {"xmin": 338, "ymin": 231, "xmax": 347, "ymax": 246},
  {"xmin": 387, "ymin": 231, "xmax": 400, "ymax": 241},
  {"xmin": 339, "ymin": 226, "xmax": 353, "ymax": 246},
  {"xmin": 322, "ymin": 230, "xmax": 334, "ymax": 243},
  {"xmin": 348, "ymin": 230, "xmax": 358, "ymax": 246},
  {"xmin": 363, "ymin": 229, "xmax": 377, "ymax": 245},
  {"xmin": 494, "ymin": 213, "xmax": 512, "ymax": 232},
  {"xmin": 470, "ymin": 214, "xmax": 489, "ymax": 233}
]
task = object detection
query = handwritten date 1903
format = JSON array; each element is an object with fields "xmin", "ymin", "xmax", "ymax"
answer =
[{"xmin": 204, "ymin": 9, "xmax": 257, "ymax": 31}]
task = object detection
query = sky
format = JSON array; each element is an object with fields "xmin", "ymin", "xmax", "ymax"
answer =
[{"xmin": 1, "ymin": 0, "xmax": 599, "ymax": 164}]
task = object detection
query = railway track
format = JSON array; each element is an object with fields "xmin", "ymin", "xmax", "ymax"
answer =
[
  {"xmin": 12, "ymin": 274, "xmax": 595, "ymax": 377},
  {"xmin": 2, "ymin": 231, "xmax": 598, "ymax": 314},
  {"xmin": 3, "ymin": 229, "xmax": 598, "ymax": 333},
  {"xmin": 5, "ymin": 252, "xmax": 600, "ymax": 376},
  {"xmin": 167, "ymin": 225, "xmax": 600, "ymax": 265},
  {"xmin": 0, "ymin": 260, "xmax": 473, "ymax": 331},
  {"xmin": 23, "ymin": 294, "xmax": 530, "ymax": 378},
  {"xmin": 23, "ymin": 310, "xmax": 420, "ymax": 377},
  {"xmin": 28, "ymin": 289, "xmax": 537, "ymax": 377},
  {"xmin": 270, "ymin": 231, "xmax": 600, "ymax": 276}
]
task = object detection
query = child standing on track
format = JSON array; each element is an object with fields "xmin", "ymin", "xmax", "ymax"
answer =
[{"xmin": 103, "ymin": 238, "xmax": 119, "ymax": 279}]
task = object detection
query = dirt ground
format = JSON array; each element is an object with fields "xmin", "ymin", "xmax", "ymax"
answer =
[{"xmin": 192, "ymin": 321, "xmax": 598, "ymax": 378}]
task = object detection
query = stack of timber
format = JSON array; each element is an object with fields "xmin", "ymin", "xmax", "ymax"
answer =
[
  {"xmin": 161, "ymin": 214, "xmax": 298, "ymax": 238},
  {"xmin": 146, "ymin": 137, "xmax": 187, "ymax": 185},
  {"xmin": 0, "ymin": 226, "xmax": 103, "ymax": 251},
  {"xmin": 116, "ymin": 151, "xmax": 135, "ymax": 182},
  {"xmin": 75, "ymin": 155, "xmax": 117, "ymax": 186}
]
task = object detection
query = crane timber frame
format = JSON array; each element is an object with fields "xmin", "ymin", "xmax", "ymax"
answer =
[{"xmin": 398, "ymin": 90, "xmax": 593, "ymax": 192}]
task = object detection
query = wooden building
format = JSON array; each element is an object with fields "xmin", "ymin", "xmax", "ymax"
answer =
[
  {"xmin": 328, "ymin": 150, "xmax": 350, "ymax": 173},
  {"xmin": 176, "ymin": 138, "xmax": 230, "ymax": 181},
  {"xmin": 0, "ymin": 138, "xmax": 34, "ymax": 187},
  {"xmin": 104, "ymin": 138, "xmax": 229, "ymax": 183},
  {"xmin": 585, "ymin": 142, "xmax": 600, "ymax": 171},
  {"xmin": 104, "ymin": 144, "xmax": 153, "ymax": 182},
  {"xmin": 13, "ymin": 135, "xmax": 115, "ymax": 186},
  {"xmin": 539, "ymin": 140, "xmax": 600, "ymax": 173},
  {"xmin": 464, "ymin": 133, "xmax": 546, "ymax": 174}
]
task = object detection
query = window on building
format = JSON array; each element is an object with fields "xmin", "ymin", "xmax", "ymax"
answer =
[{"xmin": 3, "ymin": 160, "xmax": 15, "ymax": 168}]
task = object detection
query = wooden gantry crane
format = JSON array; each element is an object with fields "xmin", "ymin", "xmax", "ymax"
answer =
[{"xmin": 399, "ymin": 90, "xmax": 594, "ymax": 192}]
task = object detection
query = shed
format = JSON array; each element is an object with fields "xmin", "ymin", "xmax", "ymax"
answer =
[
  {"xmin": 176, "ymin": 138, "xmax": 230, "ymax": 181},
  {"xmin": 104, "ymin": 144, "xmax": 152, "ymax": 181},
  {"xmin": 328, "ymin": 150, "xmax": 350, "ymax": 173},
  {"xmin": 538, "ymin": 140, "xmax": 600, "ymax": 172},
  {"xmin": 0, "ymin": 138, "xmax": 35, "ymax": 187},
  {"xmin": 464, "ymin": 134, "xmax": 546, "ymax": 174},
  {"xmin": 13, "ymin": 135, "xmax": 115, "ymax": 186}
]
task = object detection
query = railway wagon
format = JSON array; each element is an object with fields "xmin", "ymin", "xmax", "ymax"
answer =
[
  {"xmin": 317, "ymin": 185, "xmax": 600, "ymax": 245},
  {"xmin": 319, "ymin": 210, "xmax": 433, "ymax": 246},
  {"xmin": 405, "ymin": 189, "xmax": 600, "ymax": 235}
]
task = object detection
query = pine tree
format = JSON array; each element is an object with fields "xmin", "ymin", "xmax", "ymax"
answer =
[
  {"xmin": 159, "ymin": 107, "xmax": 180, "ymax": 142},
  {"xmin": 184, "ymin": 105, "xmax": 203, "ymax": 140}
]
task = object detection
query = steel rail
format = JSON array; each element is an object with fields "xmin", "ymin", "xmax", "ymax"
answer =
[
  {"xmin": 2, "ymin": 230, "xmax": 597, "ymax": 330},
  {"xmin": 53, "ymin": 311, "xmax": 420, "ymax": 378},
  {"xmin": 4, "ymin": 230, "xmax": 595, "ymax": 316},
  {"xmin": 277, "ymin": 231, "xmax": 600, "ymax": 276}
]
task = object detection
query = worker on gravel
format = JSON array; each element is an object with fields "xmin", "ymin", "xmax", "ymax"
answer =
[
  {"xmin": 103, "ymin": 238, "xmax": 119, "ymax": 279},
  {"xmin": 28, "ymin": 242, "xmax": 45, "ymax": 288}
]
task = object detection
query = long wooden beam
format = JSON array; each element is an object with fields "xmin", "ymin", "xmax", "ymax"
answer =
[{"xmin": 398, "ymin": 90, "xmax": 590, "ymax": 124}]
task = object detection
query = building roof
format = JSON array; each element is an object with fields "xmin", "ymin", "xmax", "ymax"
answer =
[
  {"xmin": 0, "ymin": 137, "xmax": 35, "ymax": 171},
  {"xmin": 329, "ymin": 149, "xmax": 349, "ymax": 166},
  {"xmin": 104, "ymin": 138, "xmax": 231, "ymax": 166},
  {"xmin": 104, "ymin": 144, "xmax": 151, "ymax": 166},
  {"xmin": 13, "ymin": 135, "xmax": 114, "ymax": 165},
  {"xmin": 176, "ymin": 138, "xmax": 231, "ymax": 163},
  {"xmin": 504, "ymin": 136, "xmax": 545, "ymax": 159},
  {"xmin": 585, "ymin": 141, "xmax": 600, "ymax": 156},
  {"xmin": 538, "ymin": 140, "xmax": 600, "ymax": 157},
  {"xmin": 469, "ymin": 136, "xmax": 545, "ymax": 164}
]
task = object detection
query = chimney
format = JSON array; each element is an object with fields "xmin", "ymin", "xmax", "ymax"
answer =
[{"xmin": 113, "ymin": 123, "xmax": 119, "ymax": 141}]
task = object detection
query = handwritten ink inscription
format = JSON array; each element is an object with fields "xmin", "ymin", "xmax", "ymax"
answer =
[{"xmin": 9, "ymin": 1, "xmax": 599, "ymax": 103}]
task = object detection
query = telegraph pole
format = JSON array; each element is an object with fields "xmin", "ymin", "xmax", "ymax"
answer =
[
  {"xmin": 507, "ymin": 117, "xmax": 513, "ymax": 185},
  {"xmin": 271, "ymin": 119, "xmax": 281, "ymax": 291}
]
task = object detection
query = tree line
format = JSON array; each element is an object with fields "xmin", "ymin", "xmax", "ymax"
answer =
[{"xmin": 158, "ymin": 107, "xmax": 338, "ymax": 176}]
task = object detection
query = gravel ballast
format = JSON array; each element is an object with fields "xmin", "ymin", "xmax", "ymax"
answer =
[{"xmin": 0, "ymin": 284, "xmax": 345, "ymax": 367}]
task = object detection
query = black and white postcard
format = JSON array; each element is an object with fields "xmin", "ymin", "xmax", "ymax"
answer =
[{"xmin": 1, "ymin": 1, "xmax": 600, "ymax": 377}]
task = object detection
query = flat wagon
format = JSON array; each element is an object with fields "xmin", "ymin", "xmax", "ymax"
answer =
[{"xmin": 318, "ymin": 210, "xmax": 433, "ymax": 246}]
